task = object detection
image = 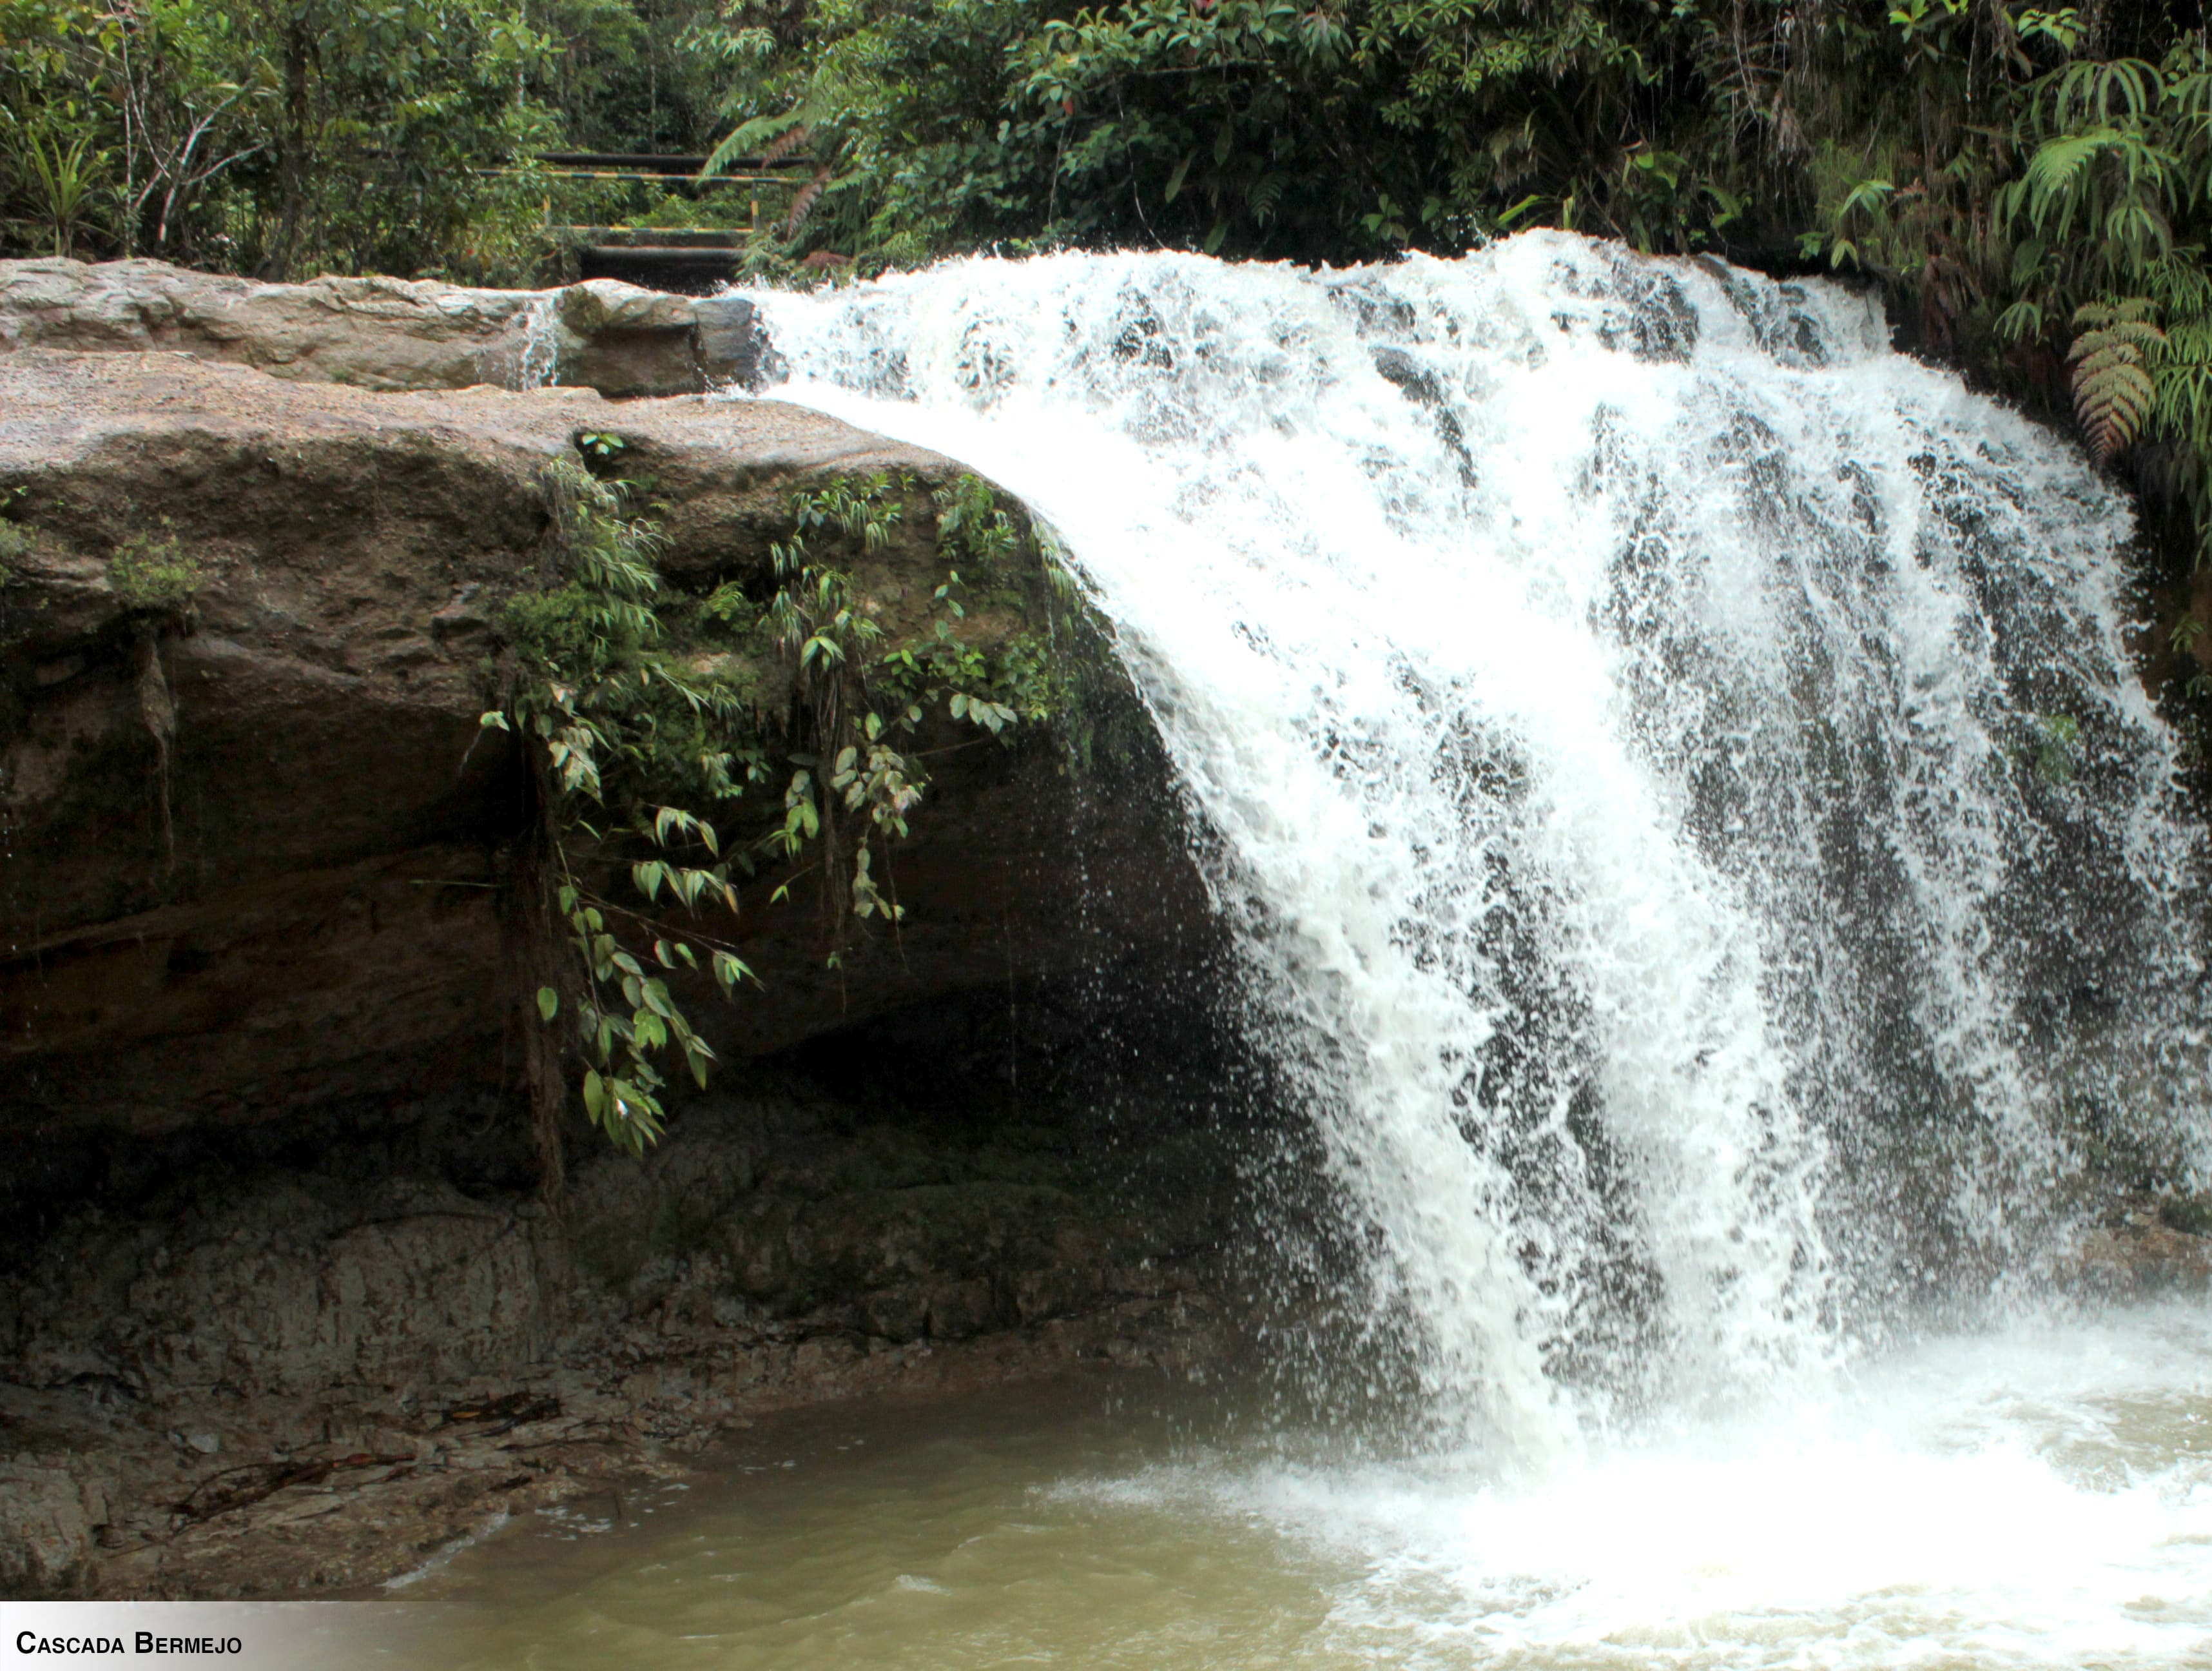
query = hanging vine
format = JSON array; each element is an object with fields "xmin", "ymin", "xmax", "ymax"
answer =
[{"xmin": 482, "ymin": 447, "xmax": 1080, "ymax": 1173}]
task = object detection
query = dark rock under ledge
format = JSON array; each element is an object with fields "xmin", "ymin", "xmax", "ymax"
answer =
[{"xmin": 0, "ymin": 1035, "xmax": 1259, "ymax": 1597}]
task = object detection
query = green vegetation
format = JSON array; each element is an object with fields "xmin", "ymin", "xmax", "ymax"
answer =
[
  {"xmin": 0, "ymin": 0, "xmax": 767, "ymax": 280},
  {"xmin": 487, "ymin": 451, "xmax": 1076, "ymax": 1156},
  {"xmin": 695, "ymin": 2, "xmax": 2212, "ymax": 565},
  {"xmin": 106, "ymin": 532, "xmax": 202, "ymax": 614},
  {"xmin": 0, "ymin": 522, "xmax": 28, "ymax": 585},
  {"xmin": 2033, "ymin": 712, "xmax": 2083, "ymax": 785},
  {"xmin": 0, "ymin": 0, "xmax": 556, "ymax": 278}
]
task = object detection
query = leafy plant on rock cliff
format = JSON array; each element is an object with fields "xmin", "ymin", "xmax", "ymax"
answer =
[
  {"xmin": 485, "ymin": 458, "xmax": 756, "ymax": 1162},
  {"xmin": 485, "ymin": 451, "xmax": 1075, "ymax": 1179},
  {"xmin": 100, "ymin": 529, "xmax": 202, "ymax": 873},
  {"xmin": 0, "ymin": 520, "xmax": 29, "ymax": 585},
  {"xmin": 106, "ymin": 532, "xmax": 203, "ymax": 614},
  {"xmin": 760, "ymin": 471, "xmax": 921, "ymax": 946}
]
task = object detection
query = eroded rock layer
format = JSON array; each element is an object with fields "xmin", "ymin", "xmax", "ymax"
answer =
[{"xmin": 1, "ymin": 1006, "xmax": 1252, "ymax": 1597}]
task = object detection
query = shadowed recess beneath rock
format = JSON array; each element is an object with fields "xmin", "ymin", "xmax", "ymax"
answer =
[{"xmin": 0, "ymin": 963, "xmax": 1292, "ymax": 1598}]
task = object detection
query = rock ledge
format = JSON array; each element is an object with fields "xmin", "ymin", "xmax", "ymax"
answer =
[{"xmin": 0, "ymin": 259, "xmax": 776, "ymax": 398}]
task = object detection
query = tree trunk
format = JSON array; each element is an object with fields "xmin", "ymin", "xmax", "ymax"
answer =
[
  {"xmin": 504, "ymin": 795, "xmax": 570, "ymax": 1209},
  {"xmin": 260, "ymin": 15, "xmax": 313, "ymax": 278}
]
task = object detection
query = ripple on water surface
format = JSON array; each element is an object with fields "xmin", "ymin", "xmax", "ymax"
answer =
[{"xmin": 386, "ymin": 1304, "xmax": 2212, "ymax": 1671}]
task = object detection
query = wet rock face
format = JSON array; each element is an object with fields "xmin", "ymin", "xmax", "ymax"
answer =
[
  {"xmin": 2067, "ymin": 1193, "xmax": 2212, "ymax": 1296},
  {"xmin": 0, "ymin": 259, "xmax": 777, "ymax": 396},
  {"xmin": 0, "ymin": 349, "xmax": 1207, "ymax": 1138}
]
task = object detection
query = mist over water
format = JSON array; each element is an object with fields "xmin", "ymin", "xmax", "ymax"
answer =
[{"xmin": 742, "ymin": 232, "xmax": 2209, "ymax": 1449}]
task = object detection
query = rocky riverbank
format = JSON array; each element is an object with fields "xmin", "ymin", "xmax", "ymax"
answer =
[{"xmin": 1, "ymin": 1035, "xmax": 1253, "ymax": 1598}]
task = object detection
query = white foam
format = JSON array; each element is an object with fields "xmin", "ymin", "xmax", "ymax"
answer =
[{"xmin": 1082, "ymin": 1307, "xmax": 2212, "ymax": 1667}]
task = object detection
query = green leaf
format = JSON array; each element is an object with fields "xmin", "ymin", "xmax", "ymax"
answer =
[
  {"xmin": 1496, "ymin": 194, "xmax": 1544, "ymax": 230},
  {"xmin": 537, "ymin": 986, "xmax": 559, "ymax": 1022}
]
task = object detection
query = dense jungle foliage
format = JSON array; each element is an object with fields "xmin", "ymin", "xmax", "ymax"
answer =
[{"xmin": 8, "ymin": 0, "xmax": 2212, "ymax": 556}]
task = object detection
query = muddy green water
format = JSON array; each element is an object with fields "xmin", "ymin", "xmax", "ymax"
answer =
[
  {"xmin": 385, "ymin": 1376, "xmax": 1339, "ymax": 1670},
  {"xmin": 363, "ymin": 1304, "xmax": 2212, "ymax": 1670}
]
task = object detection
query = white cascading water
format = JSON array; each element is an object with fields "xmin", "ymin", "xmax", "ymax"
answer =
[
  {"xmin": 733, "ymin": 232, "xmax": 2209, "ymax": 1463},
  {"xmin": 513, "ymin": 291, "xmax": 562, "ymax": 390}
]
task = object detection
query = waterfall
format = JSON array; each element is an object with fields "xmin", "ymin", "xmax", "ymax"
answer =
[
  {"xmin": 735, "ymin": 231, "xmax": 2210, "ymax": 1454},
  {"xmin": 514, "ymin": 291, "xmax": 561, "ymax": 390}
]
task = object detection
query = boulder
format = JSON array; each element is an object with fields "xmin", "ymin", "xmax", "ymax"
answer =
[{"xmin": 0, "ymin": 259, "xmax": 776, "ymax": 397}]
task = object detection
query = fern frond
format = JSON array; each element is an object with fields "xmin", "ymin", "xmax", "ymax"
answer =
[
  {"xmin": 760, "ymin": 123, "xmax": 812, "ymax": 168},
  {"xmin": 2152, "ymin": 362, "xmax": 2212, "ymax": 440},
  {"xmin": 786, "ymin": 163, "xmax": 833, "ymax": 239},
  {"xmin": 2016, "ymin": 130, "xmax": 2110, "ymax": 234},
  {"xmin": 2036, "ymin": 57, "xmax": 2159, "ymax": 132},
  {"xmin": 701, "ymin": 112, "xmax": 797, "ymax": 179},
  {"xmin": 1997, "ymin": 299, "xmax": 2048, "ymax": 346},
  {"xmin": 2162, "ymin": 59, "xmax": 2212, "ymax": 122},
  {"xmin": 2075, "ymin": 296, "xmax": 2162, "ymax": 329},
  {"xmin": 1247, "ymin": 171, "xmax": 1286, "ymax": 224},
  {"xmin": 701, "ymin": 90, "xmax": 837, "ymax": 179},
  {"xmin": 2070, "ymin": 299, "xmax": 2167, "ymax": 462}
]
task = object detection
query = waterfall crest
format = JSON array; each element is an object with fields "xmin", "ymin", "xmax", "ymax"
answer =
[{"xmin": 739, "ymin": 231, "xmax": 2209, "ymax": 1452}]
